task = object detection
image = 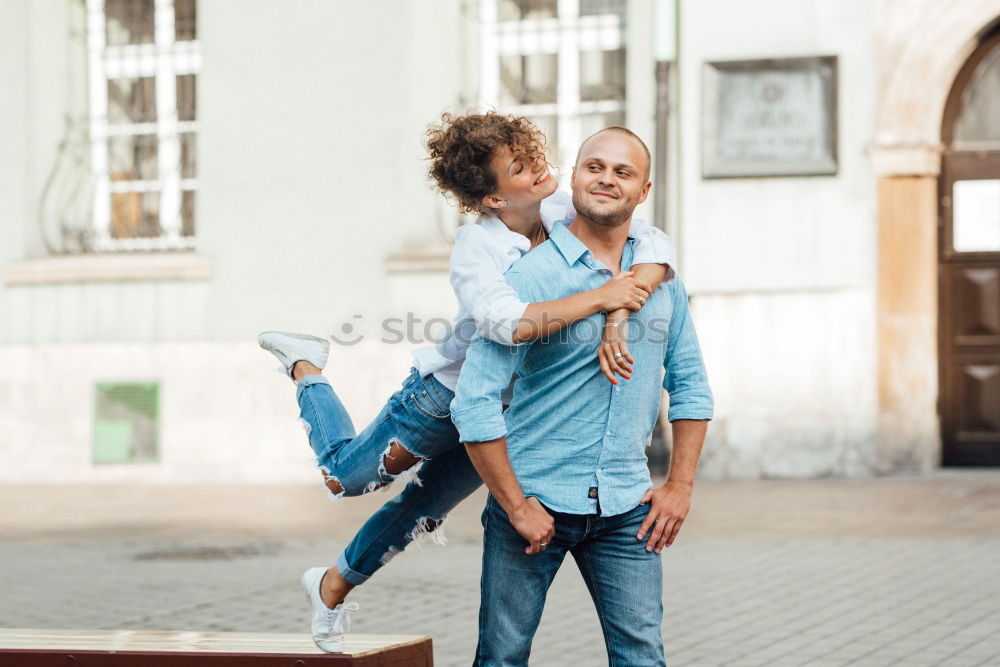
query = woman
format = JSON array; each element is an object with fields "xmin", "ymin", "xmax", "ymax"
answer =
[{"xmin": 258, "ymin": 111, "xmax": 675, "ymax": 652}]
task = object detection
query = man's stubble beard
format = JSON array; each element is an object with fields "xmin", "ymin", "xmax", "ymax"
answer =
[{"xmin": 572, "ymin": 188, "xmax": 639, "ymax": 228}]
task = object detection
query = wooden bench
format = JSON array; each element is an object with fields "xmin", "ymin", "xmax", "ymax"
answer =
[{"xmin": 0, "ymin": 629, "xmax": 433, "ymax": 666}]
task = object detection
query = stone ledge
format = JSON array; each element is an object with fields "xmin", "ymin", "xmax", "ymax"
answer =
[
  {"xmin": 2, "ymin": 253, "xmax": 212, "ymax": 285},
  {"xmin": 385, "ymin": 240, "xmax": 452, "ymax": 273},
  {"xmin": 868, "ymin": 142, "xmax": 942, "ymax": 177}
]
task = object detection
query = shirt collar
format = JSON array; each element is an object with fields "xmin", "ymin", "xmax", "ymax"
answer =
[
  {"xmin": 478, "ymin": 203, "xmax": 578, "ymax": 255},
  {"xmin": 548, "ymin": 221, "xmax": 638, "ymax": 267},
  {"xmin": 479, "ymin": 214, "xmax": 532, "ymax": 252},
  {"xmin": 481, "ymin": 197, "xmax": 570, "ymax": 241},
  {"xmin": 548, "ymin": 221, "xmax": 589, "ymax": 265}
]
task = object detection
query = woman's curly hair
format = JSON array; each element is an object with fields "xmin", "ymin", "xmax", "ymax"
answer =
[{"xmin": 426, "ymin": 111, "xmax": 548, "ymax": 216}]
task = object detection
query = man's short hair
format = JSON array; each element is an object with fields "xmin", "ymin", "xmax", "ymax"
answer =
[{"xmin": 575, "ymin": 126, "xmax": 651, "ymax": 181}]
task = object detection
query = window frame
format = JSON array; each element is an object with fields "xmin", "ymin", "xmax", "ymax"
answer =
[
  {"xmin": 86, "ymin": 0, "xmax": 201, "ymax": 251},
  {"xmin": 479, "ymin": 0, "xmax": 628, "ymax": 176}
]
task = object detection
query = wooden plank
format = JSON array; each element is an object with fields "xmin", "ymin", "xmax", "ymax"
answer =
[{"xmin": 0, "ymin": 629, "xmax": 432, "ymax": 667}]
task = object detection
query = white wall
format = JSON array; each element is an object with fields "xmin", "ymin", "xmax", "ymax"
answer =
[
  {"xmin": 197, "ymin": 0, "xmax": 467, "ymax": 341},
  {"xmin": 1, "ymin": 0, "xmax": 468, "ymax": 346},
  {"xmin": 0, "ymin": 342, "xmax": 415, "ymax": 484},
  {"xmin": 0, "ymin": 0, "xmax": 898, "ymax": 481},
  {"xmin": 0, "ymin": 1, "xmax": 36, "ymax": 275},
  {"xmin": 673, "ymin": 0, "xmax": 881, "ymax": 476},
  {"xmin": 0, "ymin": 0, "xmax": 470, "ymax": 482},
  {"xmin": 694, "ymin": 289, "xmax": 877, "ymax": 479},
  {"xmin": 677, "ymin": 0, "xmax": 877, "ymax": 292}
]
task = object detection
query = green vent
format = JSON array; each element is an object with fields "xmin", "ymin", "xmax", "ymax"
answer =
[{"xmin": 93, "ymin": 382, "xmax": 160, "ymax": 464}]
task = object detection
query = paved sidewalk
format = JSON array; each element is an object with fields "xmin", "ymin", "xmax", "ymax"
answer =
[{"xmin": 2, "ymin": 473, "xmax": 999, "ymax": 666}]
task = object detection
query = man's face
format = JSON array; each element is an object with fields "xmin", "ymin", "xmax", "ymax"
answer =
[{"xmin": 570, "ymin": 132, "xmax": 651, "ymax": 227}]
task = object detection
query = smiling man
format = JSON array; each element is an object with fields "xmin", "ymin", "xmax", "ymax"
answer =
[{"xmin": 451, "ymin": 127, "xmax": 714, "ymax": 667}]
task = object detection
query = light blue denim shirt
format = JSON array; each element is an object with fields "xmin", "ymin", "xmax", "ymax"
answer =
[{"xmin": 451, "ymin": 222, "xmax": 714, "ymax": 517}]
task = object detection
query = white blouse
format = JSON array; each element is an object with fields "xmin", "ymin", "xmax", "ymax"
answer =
[{"xmin": 411, "ymin": 189, "xmax": 678, "ymax": 392}]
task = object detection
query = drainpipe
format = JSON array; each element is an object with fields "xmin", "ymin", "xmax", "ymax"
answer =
[
  {"xmin": 652, "ymin": 0, "xmax": 681, "ymax": 471},
  {"xmin": 653, "ymin": 0, "xmax": 679, "ymax": 247}
]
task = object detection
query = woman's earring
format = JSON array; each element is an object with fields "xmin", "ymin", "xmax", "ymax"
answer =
[{"xmin": 502, "ymin": 202, "xmax": 509, "ymax": 207}]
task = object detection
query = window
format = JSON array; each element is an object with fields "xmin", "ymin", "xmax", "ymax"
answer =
[
  {"xmin": 480, "ymin": 0, "xmax": 627, "ymax": 174},
  {"xmin": 953, "ymin": 38, "xmax": 1000, "ymax": 149},
  {"xmin": 93, "ymin": 382, "xmax": 160, "ymax": 463},
  {"xmin": 86, "ymin": 0, "xmax": 200, "ymax": 251}
]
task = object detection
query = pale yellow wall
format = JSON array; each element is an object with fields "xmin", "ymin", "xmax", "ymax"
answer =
[{"xmin": 875, "ymin": 176, "xmax": 940, "ymax": 470}]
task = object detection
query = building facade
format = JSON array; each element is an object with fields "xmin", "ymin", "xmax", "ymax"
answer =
[{"xmin": 1, "ymin": 0, "xmax": 998, "ymax": 483}]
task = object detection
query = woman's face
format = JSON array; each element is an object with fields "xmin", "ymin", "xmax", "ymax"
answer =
[{"xmin": 484, "ymin": 145, "xmax": 559, "ymax": 210}]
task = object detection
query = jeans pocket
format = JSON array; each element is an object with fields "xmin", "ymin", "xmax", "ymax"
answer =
[{"xmin": 409, "ymin": 387, "xmax": 451, "ymax": 420}]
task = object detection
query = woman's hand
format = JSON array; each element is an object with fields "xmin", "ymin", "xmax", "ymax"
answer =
[
  {"xmin": 593, "ymin": 270, "xmax": 651, "ymax": 313},
  {"xmin": 598, "ymin": 313, "xmax": 633, "ymax": 383}
]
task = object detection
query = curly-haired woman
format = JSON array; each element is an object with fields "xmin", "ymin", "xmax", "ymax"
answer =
[{"xmin": 258, "ymin": 111, "xmax": 676, "ymax": 652}]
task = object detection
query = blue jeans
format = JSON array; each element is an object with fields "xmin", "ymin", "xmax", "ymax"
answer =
[
  {"xmin": 475, "ymin": 496, "xmax": 665, "ymax": 667},
  {"xmin": 297, "ymin": 368, "xmax": 482, "ymax": 584}
]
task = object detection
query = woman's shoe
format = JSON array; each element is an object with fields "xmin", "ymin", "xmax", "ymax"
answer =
[
  {"xmin": 258, "ymin": 331, "xmax": 330, "ymax": 381},
  {"xmin": 301, "ymin": 567, "xmax": 359, "ymax": 653}
]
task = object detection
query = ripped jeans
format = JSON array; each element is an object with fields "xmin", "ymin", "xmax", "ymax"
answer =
[{"xmin": 297, "ymin": 368, "xmax": 482, "ymax": 585}]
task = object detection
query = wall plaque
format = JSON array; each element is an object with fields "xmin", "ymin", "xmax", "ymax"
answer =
[{"xmin": 702, "ymin": 55, "xmax": 838, "ymax": 178}]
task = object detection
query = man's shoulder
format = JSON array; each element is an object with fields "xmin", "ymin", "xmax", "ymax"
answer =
[
  {"xmin": 665, "ymin": 273, "xmax": 687, "ymax": 297},
  {"xmin": 503, "ymin": 240, "xmax": 563, "ymax": 286}
]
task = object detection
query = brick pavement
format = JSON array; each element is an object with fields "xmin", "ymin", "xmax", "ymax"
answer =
[{"xmin": 2, "ymin": 474, "xmax": 999, "ymax": 666}]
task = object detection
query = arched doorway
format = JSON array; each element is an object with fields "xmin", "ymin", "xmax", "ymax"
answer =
[{"xmin": 939, "ymin": 28, "xmax": 1000, "ymax": 465}]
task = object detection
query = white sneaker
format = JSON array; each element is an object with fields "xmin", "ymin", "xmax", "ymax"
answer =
[
  {"xmin": 301, "ymin": 567, "xmax": 359, "ymax": 653},
  {"xmin": 258, "ymin": 331, "xmax": 330, "ymax": 381}
]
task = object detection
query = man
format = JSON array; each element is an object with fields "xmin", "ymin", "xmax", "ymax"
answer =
[{"xmin": 451, "ymin": 127, "xmax": 714, "ymax": 666}]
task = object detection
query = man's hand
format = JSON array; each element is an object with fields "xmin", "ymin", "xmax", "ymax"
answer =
[
  {"xmin": 637, "ymin": 482, "xmax": 692, "ymax": 553},
  {"xmin": 510, "ymin": 496, "xmax": 555, "ymax": 555}
]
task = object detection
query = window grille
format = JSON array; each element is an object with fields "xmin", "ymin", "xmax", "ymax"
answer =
[
  {"xmin": 93, "ymin": 382, "xmax": 160, "ymax": 464},
  {"xmin": 86, "ymin": 0, "xmax": 200, "ymax": 251},
  {"xmin": 480, "ymin": 0, "xmax": 628, "ymax": 176}
]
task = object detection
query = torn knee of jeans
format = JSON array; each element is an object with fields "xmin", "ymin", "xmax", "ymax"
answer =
[
  {"xmin": 298, "ymin": 418, "xmax": 312, "ymax": 436},
  {"xmin": 375, "ymin": 438, "xmax": 426, "ymax": 489},
  {"xmin": 407, "ymin": 515, "xmax": 447, "ymax": 547},
  {"xmin": 325, "ymin": 476, "xmax": 344, "ymax": 496},
  {"xmin": 381, "ymin": 438, "xmax": 423, "ymax": 475},
  {"xmin": 363, "ymin": 480, "xmax": 390, "ymax": 494},
  {"xmin": 319, "ymin": 469, "xmax": 344, "ymax": 497}
]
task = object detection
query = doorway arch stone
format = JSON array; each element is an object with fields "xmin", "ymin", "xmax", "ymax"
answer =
[{"xmin": 871, "ymin": 1, "xmax": 1000, "ymax": 470}]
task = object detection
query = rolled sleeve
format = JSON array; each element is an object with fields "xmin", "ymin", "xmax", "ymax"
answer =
[
  {"xmin": 450, "ymin": 334, "xmax": 529, "ymax": 442},
  {"xmin": 662, "ymin": 278, "xmax": 714, "ymax": 421},
  {"xmin": 629, "ymin": 219, "xmax": 678, "ymax": 282},
  {"xmin": 450, "ymin": 401, "xmax": 508, "ymax": 443}
]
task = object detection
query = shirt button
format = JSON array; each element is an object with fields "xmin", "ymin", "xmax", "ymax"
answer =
[
  {"xmin": 605, "ymin": 431, "xmax": 611, "ymax": 436},
  {"xmin": 615, "ymin": 386, "xmax": 621, "ymax": 392},
  {"xmin": 588, "ymin": 488, "xmax": 599, "ymax": 499}
]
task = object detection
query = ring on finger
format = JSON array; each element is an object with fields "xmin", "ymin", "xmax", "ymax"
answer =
[{"xmin": 613, "ymin": 353, "xmax": 624, "ymax": 360}]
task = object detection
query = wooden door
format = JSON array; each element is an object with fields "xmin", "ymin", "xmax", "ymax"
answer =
[{"xmin": 939, "ymin": 30, "xmax": 1000, "ymax": 465}]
